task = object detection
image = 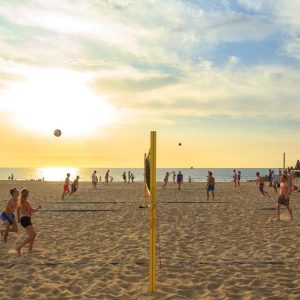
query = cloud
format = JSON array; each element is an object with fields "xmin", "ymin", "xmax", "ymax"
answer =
[
  {"xmin": 0, "ymin": 0, "xmax": 281, "ymax": 71},
  {"xmin": 92, "ymin": 75, "xmax": 178, "ymax": 93},
  {"xmin": 0, "ymin": 0, "xmax": 299, "ymax": 130},
  {"xmin": 236, "ymin": 0, "xmax": 300, "ymax": 61},
  {"xmin": 86, "ymin": 61, "xmax": 300, "ymax": 127}
]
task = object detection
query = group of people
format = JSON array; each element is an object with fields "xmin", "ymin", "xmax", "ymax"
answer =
[
  {"xmin": 256, "ymin": 169, "xmax": 295, "ymax": 221},
  {"xmin": 162, "ymin": 171, "xmax": 184, "ymax": 190},
  {"xmin": 1, "ymin": 187, "xmax": 41, "ymax": 256},
  {"xmin": 91, "ymin": 170, "xmax": 115, "ymax": 189},
  {"xmin": 162, "ymin": 170, "xmax": 215, "ymax": 195},
  {"xmin": 232, "ymin": 170, "xmax": 241, "ymax": 187},
  {"xmin": 122, "ymin": 171, "xmax": 135, "ymax": 184}
]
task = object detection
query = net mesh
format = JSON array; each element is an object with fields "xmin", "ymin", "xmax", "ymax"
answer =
[{"xmin": 145, "ymin": 151, "xmax": 151, "ymax": 194}]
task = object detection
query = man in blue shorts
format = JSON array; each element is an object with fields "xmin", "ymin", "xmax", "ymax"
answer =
[
  {"xmin": 206, "ymin": 171, "xmax": 215, "ymax": 201},
  {"xmin": 1, "ymin": 188, "xmax": 20, "ymax": 242}
]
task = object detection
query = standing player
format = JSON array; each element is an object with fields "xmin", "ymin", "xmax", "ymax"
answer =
[
  {"xmin": 92, "ymin": 170, "xmax": 97, "ymax": 189},
  {"xmin": 122, "ymin": 172, "xmax": 127, "ymax": 183},
  {"xmin": 206, "ymin": 171, "xmax": 215, "ymax": 201},
  {"xmin": 172, "ymin": 172, "xmax": 176, "ymax": 184},
  {"xmin": 162, "ymin": 172, "xmax": 170, "ymax": 189},
  {"xmin": 0, "ymin": 188, "xmax": 20, "ymax": 242},
  {"xmin": 61, "ymin": 173, "xmax": 71, "ymax": 200},
  {"xmin": 128, "ymin": 171, "xmax": 131, "ymax": 184},
  {"xmin": 177, "ymin": 171, "xmax": 183, "ymax": 190},
  {"xmin": 237, "ymin": 171, "xmax": 241, "ymax": 186},
  {"xmin": 105, "ymin": 170, "xmax": 110, "ymax": 184},
  {"xmin": 233, "ymin": 170, "xmax": 237, "ymax": 187}
]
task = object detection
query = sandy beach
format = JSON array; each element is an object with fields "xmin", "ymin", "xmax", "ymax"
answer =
[{"xmin": 0, "ymin": 180, "xmax": 300, "ymax": 299}]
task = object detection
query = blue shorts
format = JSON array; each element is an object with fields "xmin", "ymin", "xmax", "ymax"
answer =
[
  {"xmin": 207, "ymin": 184, "xmax": 214, "ymax": 192},
  {"xmin": 1, "ymin": 212, "xmax": 15, "ymax": 225}
]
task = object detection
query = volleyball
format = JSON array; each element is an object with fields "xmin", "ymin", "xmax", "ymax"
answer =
[
  {"xmin": 54, "ymin": 129, "xmax": 62, "ymax": 137},
  {"xmin": 178, "ymin": 142, "xmax": 182, "ymax": 146}
]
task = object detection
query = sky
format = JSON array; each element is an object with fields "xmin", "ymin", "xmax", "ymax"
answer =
[{"xmin": 0, "ymin": 0, "xmax": 299, "ymax": 168}]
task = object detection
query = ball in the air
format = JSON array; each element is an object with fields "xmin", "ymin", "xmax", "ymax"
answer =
[
  {"xmin": 54, "ymin": 129, "xmax": 62, "ymax": 137},
  {"xmin": 178, "ymin": 143, "xmax": 182, "ymax": 146}
]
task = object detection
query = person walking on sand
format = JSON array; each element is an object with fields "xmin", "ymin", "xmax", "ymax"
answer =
[
  {"xmin": 122, "ymin": 172, "xmax": 126, "ymax": 183},
  {"xmin": 131, "ymin": 173, "xmax": 135, "ymax": 183},
  {"xmin": 70, "ymin": 176, "xmax": 80, "ymax": 195},
  {"xmin": 1, "ymin": 188, "xmax": 20, "ymax": 242},
  {"xmin": 206, "ymin": 171, "xmax": 215, "ymax": 201},
  {"xmin": 92, "ymin": 170, "xmax": 97, "ymax": 189},
  {"xmin": 61, "ymin": 173, "xmax": 71, "ymax": 200},
  {"xmin": 256, "ymin": 172, "xmax": 269, "ymax": 196},
  {"xmin": 16, "ymin": 189, "xmax": 42, "ymax": 256},
  {"xmin": 177, "ymin": 171, "xmax": 183, "ymax": 190},
  {"xmin": 276, "ymin": 175, "xmax": 293, "ymax": 221},
  {"xmin": 162, "ymin": 172, "xmax": 169, "ymax": 189}
]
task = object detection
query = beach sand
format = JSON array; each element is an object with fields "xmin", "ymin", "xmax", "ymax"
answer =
[{"xmin": 0, "ymin": 180, "xmax": 300, "ymax": 299}]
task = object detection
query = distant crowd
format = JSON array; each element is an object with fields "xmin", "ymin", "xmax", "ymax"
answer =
[{"xmin": 61, "ymin": 170, "xmax": 136, "ymax": 199}]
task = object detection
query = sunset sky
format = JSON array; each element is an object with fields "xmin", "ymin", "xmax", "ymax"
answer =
[{"xmin": 0, "ymin": 0, "xmax": 299, "ymax": 168}]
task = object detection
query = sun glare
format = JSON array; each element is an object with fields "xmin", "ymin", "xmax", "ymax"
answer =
[
  {"xmin": 37, "ymin": 167, "xmax": 78, "ymax": 181},
  {"xmin": 1, "ymin": 68, "xmax": 116, "ymax": 137}
]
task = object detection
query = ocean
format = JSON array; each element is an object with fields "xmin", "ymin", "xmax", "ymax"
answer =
[{"xmin": 0, "ymin": 168, "xmax": 280, "ymax": 182}]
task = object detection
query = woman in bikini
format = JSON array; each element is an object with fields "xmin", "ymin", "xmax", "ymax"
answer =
[{"xmin": 16, "ymin": 189, "xmax": 41, "ymax": 256}]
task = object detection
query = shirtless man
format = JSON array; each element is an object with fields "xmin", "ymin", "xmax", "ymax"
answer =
[
  {"xmin": 276, "ymin": 175, "xmax": 293, "ymax": 221},
  {"xmin": 206, "ymin": 171, "xmax": 215, "ymax": 201},
  {"xmin": 256, "ymin": 172, "xmax": 269, "ymax": 196},
  {"xmin": 61, "ymin": 173, "xmax": 71, "ymax": 200},
  {"xmin": 0, "ymin": 188, "xmax": 20, "ymax": 242}
]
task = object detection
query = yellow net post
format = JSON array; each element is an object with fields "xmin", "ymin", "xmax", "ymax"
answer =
[
  {"xmin": 149, "ymin": 131, "xmax": 157, "ymax": 293},
  {"xmin": 144, "ymin": 153, "xmax": 147, "ymax": 207}
]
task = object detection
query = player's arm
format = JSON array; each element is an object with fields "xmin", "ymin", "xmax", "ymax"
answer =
[{"xmin": 28, "ymin": 202, "xmax": 41, "ymax": 213}]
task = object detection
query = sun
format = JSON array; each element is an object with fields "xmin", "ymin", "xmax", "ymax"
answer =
[{"xmin": 1, "ymin": 67, "xmax": 116, "ymax": 137}]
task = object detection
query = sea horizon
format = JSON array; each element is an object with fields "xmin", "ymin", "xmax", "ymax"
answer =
[{"xmin": 0, "ymin": 167, "xmax": 282, "ymax": 182}]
